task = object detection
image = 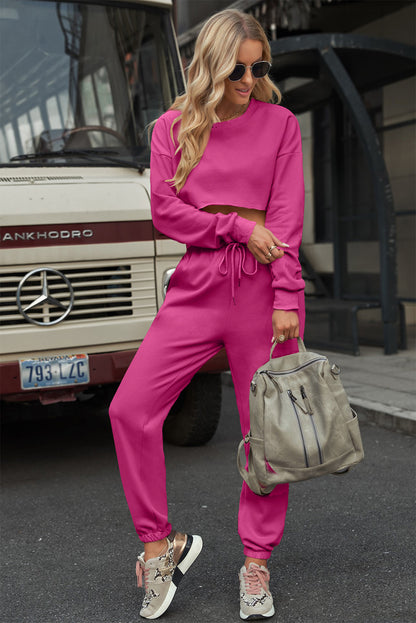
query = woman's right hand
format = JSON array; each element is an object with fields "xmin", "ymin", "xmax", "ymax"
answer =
[{"xmin": 247, "ymin": 224, "xmax": 288, "ymax": 264}]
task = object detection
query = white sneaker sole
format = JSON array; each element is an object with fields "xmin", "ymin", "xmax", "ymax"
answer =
[
  {"xmin": 142, "ymin": 534, "xmax": 203, "ymax": 620},
  {"xmin": 240, "ymin": 604, "xmax": 275, "ymax": 620}
]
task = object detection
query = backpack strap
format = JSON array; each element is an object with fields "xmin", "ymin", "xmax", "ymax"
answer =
[
  {"xmin": 270, "ymin": 336, "xmax": 307, "ymax": 360},
  {"xmin": 237, "ymin": 438, "xmax": 274, "ymax": 496}
]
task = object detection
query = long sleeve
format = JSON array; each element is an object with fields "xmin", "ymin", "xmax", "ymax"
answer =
[
  {"xmin": 265, "ymin": 114, "xmax": 305, "ymax": 310},
  {"xmin": 150, "ymin": 116, "xmax": 256, "ymax": 248}
]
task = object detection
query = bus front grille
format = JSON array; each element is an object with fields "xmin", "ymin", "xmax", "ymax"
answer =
[{"xmin": 0, "ymin": 260, "xmax": 156, "ymax": 327}]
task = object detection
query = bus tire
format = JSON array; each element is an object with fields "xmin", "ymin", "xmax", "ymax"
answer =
[{"xmin": 163, "ymin": 373, "xmax": 222, "ymax": 446}]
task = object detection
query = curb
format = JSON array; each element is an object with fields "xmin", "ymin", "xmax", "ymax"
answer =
[
  {"xmin": 221, "ymin": 371, "xmax": 234, "ymax": 388},
  {"xmin": 349, "ymin": 396, "xmax": 416, "ymax": 437},
  {"xmin": 221, "ymin": 373, "xmax": 416, "ymax": 437}
]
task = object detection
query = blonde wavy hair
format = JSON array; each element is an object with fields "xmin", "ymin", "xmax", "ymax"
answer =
[{"xmin": 169, "ymin": 9, "xmax": 281, "ymax": 192}]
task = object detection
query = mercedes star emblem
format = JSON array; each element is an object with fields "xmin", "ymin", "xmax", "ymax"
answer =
[{"xmin": 16, "ymin": 267, "xmax": 74, "ymax": 326}]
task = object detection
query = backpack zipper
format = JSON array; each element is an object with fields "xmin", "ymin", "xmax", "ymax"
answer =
[
  {"xmin": 300, "ymin": 385, "xmax": 313, "ymax": 414},
  {"xmin": 289, "ymin": 388, "xmax": 324, "ymax": 466},
  {"xmin": 263, "ymin": 357, "xmax": 327, "ymax": 378},
  {"xmin": 300, "ymin": 385, "xmax": 323, "ymax": 465},
  {"xmin": 288, "ymin": 390, "xmax": 309, "ymax": 467}
]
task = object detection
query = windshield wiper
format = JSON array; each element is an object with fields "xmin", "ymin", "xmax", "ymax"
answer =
[{"xmin": 9, "ymin": 149, "xmax": 147, "ymax": 172}]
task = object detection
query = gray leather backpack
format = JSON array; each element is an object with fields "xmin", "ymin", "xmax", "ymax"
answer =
[{"xmin": 237, "ymin": 339, "xmax": 364, "ymax": 495}]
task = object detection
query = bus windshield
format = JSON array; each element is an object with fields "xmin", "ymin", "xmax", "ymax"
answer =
[{"xmin": 0, "ymin": 0, "xmax": 181, "ymax": 167}]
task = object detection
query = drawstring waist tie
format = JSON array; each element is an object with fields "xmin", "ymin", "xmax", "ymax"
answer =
[{"xmin": 218, "ymin": 243, "xmax": 258, "ymax": 303}]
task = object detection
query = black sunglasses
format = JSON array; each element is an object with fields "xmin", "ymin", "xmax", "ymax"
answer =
[{"xmin": 228, "ymin": 61, "xmax": 271, "ymax": 82}]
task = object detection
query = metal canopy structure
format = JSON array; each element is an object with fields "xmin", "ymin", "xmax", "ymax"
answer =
[
  {"xmin": 270, "ymin": 33, "xmax": 416, "ymax": 113},
  {"xmin": 269, "ymin": 34, "xmax": 415, "ymax": 354}
]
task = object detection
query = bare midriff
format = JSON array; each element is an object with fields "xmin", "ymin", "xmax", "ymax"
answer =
[{"xmin": 201, "ymin": 205, "xmax": 266, "ymax": 227}]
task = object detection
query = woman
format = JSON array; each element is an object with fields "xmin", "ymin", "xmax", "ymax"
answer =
[{"xmin": 109, "ymin": 8, "xmax": 305, "ymax": 620}]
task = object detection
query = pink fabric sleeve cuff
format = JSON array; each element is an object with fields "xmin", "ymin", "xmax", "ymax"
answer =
[
  {"xmin": 233, "ymin": 216, "xmax": 257, "ymax": 245},
  {"xmin": 272, "ymin": 290, "xmax": 300, "ymax": 311}
]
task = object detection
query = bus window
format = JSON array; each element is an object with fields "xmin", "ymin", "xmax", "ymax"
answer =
[
  {"xmin": 0, "ymin": 1, "xmax": 182, "ymax": 166},
  {"xmin": 0, "ymin": 128, "xmax": 8, "ymax": 161},
  {"xmin": 58, "ymin": 93, "xmax": 74, "ymax": 128},
  {"xmin": 17, "ymin": 113, "xmax": 32, "ymax": 153}
]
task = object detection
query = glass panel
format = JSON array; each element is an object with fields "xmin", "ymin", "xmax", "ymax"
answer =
[
  {"xmin": 58, "ymin": 92, "xmax": 74, "ymax": 128},
  {"xmin": 0, "ymin": 128, "xmax": 8, "ymax": 161},
  {"xmin": 0, "ymin": 0, "xmax": 181, "ymax": 166},
  {"xmin": 4, "ymin": 123, "xmax": 18, "ymax": 157},
  {"xmin": 80, "ymin": 75, "xmax": 100, "ymax": 126},
  {"xmin": 46, "ymin": 96, "xmax": 63, "ymax": 128},
  {"xmin": 29, "ymin": 107, "xmax": 44, "ymax": 139},
  {"xmin": 18, "ymin": 113, "xmax": 32, "ymax": 152},
  {"xmin": 94, "ymin": 67, "xmax": 115, "ymax": 129}
]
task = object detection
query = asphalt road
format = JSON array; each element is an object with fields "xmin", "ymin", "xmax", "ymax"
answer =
[{"xmin": 1, "ymin": 385, "xmax": 415, "ymax": 623}]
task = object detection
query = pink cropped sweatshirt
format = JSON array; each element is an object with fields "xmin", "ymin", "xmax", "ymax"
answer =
[{"xmin": 150, "ymin": 97, "xmax": 305, "ymax": 310}]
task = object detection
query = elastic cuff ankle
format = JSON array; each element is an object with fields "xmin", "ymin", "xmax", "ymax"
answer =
[
  {"xmin": 243, "ymin": 547, "xmax": 272, "ymax": 560},
  {"xmin": 138, "ymin": 524, "xmax": 172, "ymax": 544}
]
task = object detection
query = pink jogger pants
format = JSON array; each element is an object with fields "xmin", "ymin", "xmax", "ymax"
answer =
[{"xmin": 109, "ymin": 243, "xmax": 305, "ymax": 559}]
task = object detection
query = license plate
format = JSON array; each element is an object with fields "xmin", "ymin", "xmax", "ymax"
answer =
[{"xmin": 19, "ymin": 354, "xmax": 89, "ymax": 390}]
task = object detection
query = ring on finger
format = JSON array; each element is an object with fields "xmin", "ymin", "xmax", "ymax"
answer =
[
  {"xmin": 265, "ymin": 252, "xmax": 272, "ymax": 259},
  {"xmin": 269, "ymin": 245, "xmax": 277, "ymax": 252},
  {"xmin": 277, "ymin": 334, "xmax": 285, "ymax": 343}
]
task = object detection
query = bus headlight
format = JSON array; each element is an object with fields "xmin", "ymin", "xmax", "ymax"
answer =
[{"xmin": 162, "ymin": 268, "xmax": 176, "ymax": 299}]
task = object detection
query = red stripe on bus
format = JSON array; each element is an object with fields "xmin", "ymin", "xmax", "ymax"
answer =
[{"xmin": 0, "ymin": 221, "xmax": 154, "ymax": 248}]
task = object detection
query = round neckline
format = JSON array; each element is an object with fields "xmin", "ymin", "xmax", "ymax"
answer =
[{"xmin": 213, "ymin": 98, "xmax": 257, "ymax": 128}]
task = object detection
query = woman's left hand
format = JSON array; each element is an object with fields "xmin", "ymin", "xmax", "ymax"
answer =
[
  {"xmin": 247, "ymin": 224, "xmax": 286, "ymax": 264},
  {"xmin": 272, "ymin": 309, "xmax": 299, "ymax": 343}
]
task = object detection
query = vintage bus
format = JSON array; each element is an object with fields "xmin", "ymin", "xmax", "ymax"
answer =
[{"xmin": 0, "ymin": 0, "xmax": 223, "ymax": 444}]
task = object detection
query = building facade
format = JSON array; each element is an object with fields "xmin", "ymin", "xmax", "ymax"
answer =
[{"xmin": 175, "ymin": 0, "xmax": 415, "ymax": 352}]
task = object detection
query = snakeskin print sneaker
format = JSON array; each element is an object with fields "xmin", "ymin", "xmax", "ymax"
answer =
[
  {"xmin": 239, "ymin": 562, "xmax": 275, "ymax": 620},
  {"xmin": 136, "ymin": 530, "xmax": 203, "ymax": 620}
]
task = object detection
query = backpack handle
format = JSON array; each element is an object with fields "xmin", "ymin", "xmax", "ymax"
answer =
[{"xmin": 270, "ymin": 336, "xmax": 306, "ymax": 360}]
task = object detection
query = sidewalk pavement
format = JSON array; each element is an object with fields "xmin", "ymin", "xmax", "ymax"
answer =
[
  {"xmin": 224, "ymin": 327, "xmax": 416, "ymax": 436},
  {"xmin": 319, "ymin": 329, "xmax": 416, "ymax": 436}
]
